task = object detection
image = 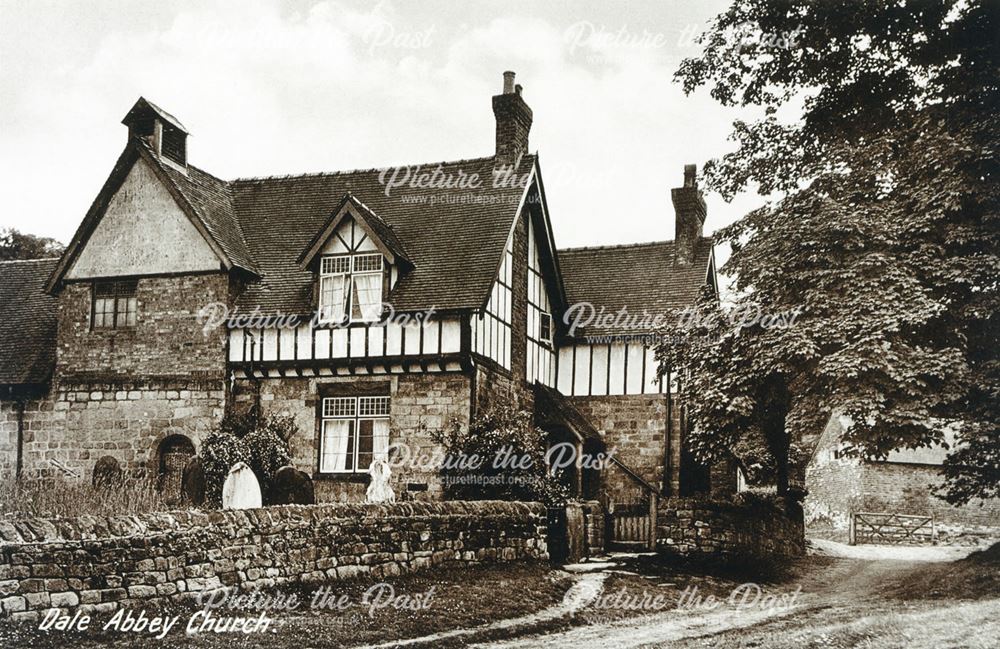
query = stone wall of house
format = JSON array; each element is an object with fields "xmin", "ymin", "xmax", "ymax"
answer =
[
  {"xmin": 858, "ymin": 462, "xmax": 1000, "ymax": 528},
  {"xmin": 509, "ymin": 208, "xmax": 529, "ymax": 394},
  {"xmin": 0, "ymin": 273, "xmax": 233, "ymax": 482},
  {"xmin": 657, "ymin": 496, "xmax": 805, "ymax": 561},
  {"xmin": 56, "ymin": 273, "xmax": 229, "ymax": 382},
  {"xmin": 804, "ymin": 415, "xmax": 1000, "ymax": 530},
  {"xmin": 0, "ymin": 380, "xmax": 223, "ymax": 482},
  {"xmin": 473, "ymin": 364, "xmax": 534, "ymax": 416},
  {"xmin": 0, "ymin": 501, "xmax": 548, "ymax": 621},
  {"xmin": 569, "ymin": 394, "xmax": 678, "ymax": 499},
  {"xmin": 804, "ymin": 451, "xmax": 865, "ymax": 529},
  {"xmin": 239, "ymin": 372, "xmax": 472, "ymax": 503}
]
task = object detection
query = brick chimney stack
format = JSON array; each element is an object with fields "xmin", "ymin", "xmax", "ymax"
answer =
[
  {"xmin": 492, "ymin": 71, "xmax": 533, "ymax": 168},
  {"xmin": 671, "ymin": 164, "xmax": 707, "ymax": 265}
]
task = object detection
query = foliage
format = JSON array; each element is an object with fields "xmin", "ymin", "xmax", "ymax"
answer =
[
  {"xmin": 664, "ymin": 0, "xmax": 999, "ymax": 501},
  {"xmin": 432, "ymin": 404, "xmax": 570, "ymax": 505},
  {"xmin": 199, "ymin": 409, "xmax": 294, "ymax": 507},
  {"xmin": 0, "ymin": 474, "xmax": 167, "ymax": 519},
  {"xmin": 0, "ymin": 228, "xmax": 64, "ymax": 261}
]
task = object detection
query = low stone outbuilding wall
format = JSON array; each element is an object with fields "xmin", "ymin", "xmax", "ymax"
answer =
[
  {"xmin": 657, "ymin": 496, "xmax": 805, "ymax": 560},
  {"xmin": 0, "ymin": 501, "xmax": 548, "ymax": 621}
]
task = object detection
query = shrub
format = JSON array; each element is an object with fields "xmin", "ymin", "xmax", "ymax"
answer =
[
  {"xmin": 200, "ymin": 431, "xmax": 250, "ymax": 507},
  {"xmin": 433, "ymin": 403, "xmax": 570, "ymax": 505},
  {"xmin": 200, "ymin": 410, "xmax": 294, "ymax": 507}
]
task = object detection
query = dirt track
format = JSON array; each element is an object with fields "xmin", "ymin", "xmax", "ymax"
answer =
[{"xmin": 473, "ymin": 542, "xmax": 998, "ymax": 649}]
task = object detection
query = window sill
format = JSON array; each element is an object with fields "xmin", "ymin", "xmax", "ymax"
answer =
[
  {"xmin": 312, "ymin": 472, "xmax": 371, "ymax": 483},
  {"xmin": 89, "ymin": 327, "xmax": 138, "ymax": 336}
]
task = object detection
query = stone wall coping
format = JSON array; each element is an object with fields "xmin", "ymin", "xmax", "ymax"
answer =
[
  {"xmin": 0, "ymin": 500, "xmax": 546, "ymax": 546},
  {"xmin": 659, "ymin": 495, "xmax": 790, "ymax": 514}
]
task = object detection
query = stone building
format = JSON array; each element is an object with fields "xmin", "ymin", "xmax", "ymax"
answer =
[
  {"xmin": 0, "ymin": 73, "xmax": 726, "ymax": 508},
  {"xmin": 805, "ymin": 414, "xmax": 1000, "ymax": 530}
]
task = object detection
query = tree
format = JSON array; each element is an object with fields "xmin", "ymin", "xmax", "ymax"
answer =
[
  {"xmin": 663, "ymin": 0, "xmax": 999, "ymax": 501},
  {"xmin": 199, "ymin": 409, "xmax": 295, "ymax": 507},
  {"xmin": 432, "ymin": 404, "xmax": 570, "ymax": 505},
  {"xmin": 0, "ymin": 228, "xmax": 64, "ymax": 261}
]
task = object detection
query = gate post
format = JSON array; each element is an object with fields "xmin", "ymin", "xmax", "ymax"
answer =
[
  {"xmin": 648, "ymin": 493, "xmax": 658, "ymax": 551},
  {"xmin": 848, "ymin": 512, "xmax": 856, "ymax": 546}
]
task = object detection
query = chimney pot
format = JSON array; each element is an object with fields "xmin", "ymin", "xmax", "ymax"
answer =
[
  {"xmin": 503, "ymin": 71, "xmax": 516, "ymax": 94},
  {"xmin": 684, "ymin": 164, "xmax": 697, "ymax": 188},
  {"xmin": 493, "ymin": 71, "xmax": 533, "ymax": 168}
]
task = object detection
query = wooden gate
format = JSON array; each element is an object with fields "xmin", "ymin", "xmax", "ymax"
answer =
[
  {"xmin": 849, "ymin": 511, "xmax": 936, "ymax": 545},
  {"xmin": 608, "ymin": 500, "xmax": 655, "ymax": 549},
  {"xmin": 605, "ymin": 456, "xmax": 659, "ymax": 551}
]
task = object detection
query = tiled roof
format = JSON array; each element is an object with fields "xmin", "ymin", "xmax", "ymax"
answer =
[
  {"xmin": 154, "ymin": 154, "xmax": 258, "ymax": 274},
  {"xmin": 533, "ymin": 382, "xmax": 602, "ymax": 443},
  {"xmin": 227, "ymin": 155, "xmax": 534, "ymax": 314},
  {"xmin": 0, "ymin": 258, "xmax": 59, "ymax": 386},
  {"xmin": 558, "ymin": 238, "xmax": 714, "ymax": 337}
]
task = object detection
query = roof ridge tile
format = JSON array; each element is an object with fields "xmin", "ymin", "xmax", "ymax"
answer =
[{"xmin": 228, "ymin": 154, "xmax": 512, "ymax": 185}]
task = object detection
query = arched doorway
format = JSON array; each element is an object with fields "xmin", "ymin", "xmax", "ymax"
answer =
[{"xmin": 158, "ymin": 435, "xmax": 195, "ymax": 505}]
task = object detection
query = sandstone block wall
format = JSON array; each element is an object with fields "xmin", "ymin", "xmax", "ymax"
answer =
[
  {"xmin": 239, "ymin": 373, "xmax": 472, "ymax": 503},
  {"xmin": 570, "ymin": 394, "xmax": 677, "ymax": 498},
  {"xmin": 56, "ymin": 274, "xmax": 229, "ymax": 381},
  {"xmin": 0, "ymin": 501, "xmax": 548, "ymax": 622},
  {"xmin": 1, "ymin": 380, "xmax": 224, "ymax": 481},
  {"xmin": 657, "ymin": 496, "xmax": 805, "ymax": 561}
]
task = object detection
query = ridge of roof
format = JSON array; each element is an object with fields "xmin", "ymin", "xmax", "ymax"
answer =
[
  {"xmin": 558, "ymin": 235, "xmax": 713, "ymax": 254},
  {"xmin": 0, "ymin": 257, "xmax": 62, "ymax": 265},
  {"xmin": 559, "ymin": 239, "xmax": 675, "ymax": 253},
  {"xmin": 227, "ymin": 154, "xmax": 517, "ymax": 184}
]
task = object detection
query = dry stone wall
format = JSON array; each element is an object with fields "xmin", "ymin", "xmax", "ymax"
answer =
[
  {"xmin": 657, "ymin": 496, "xmax": 805, "ymax": 561},
  {"xmin": 0, "ymin": 501, "xmax": 548, "ymax": 622}
]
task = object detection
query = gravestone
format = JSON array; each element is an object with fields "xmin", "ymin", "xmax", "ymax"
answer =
[
  {"xmin": 92, "ymin": 456, "xmax": 122, "ymax": 488},
  {"xmin": 222, "ymin": 461, "xmax": 262, "ymax": 510},
  {"xmin": 181, "ymin": 457, "xmax": 206, "ymax": 506},
  {"xmin": 269, "ymin": 465, "xmax": 315, "ymax": 505},
  {"xmin": 157, "ymin": 435, "xmax": 195, "ymax": 506},
  {"xmin": 366, "ymin": 458, "xmax": 395, "ymax": 504}
]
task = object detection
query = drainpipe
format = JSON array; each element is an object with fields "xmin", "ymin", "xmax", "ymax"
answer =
[
  {"xmin": 663, "ymin": 365, "xmax": 672, "ymax": 496},
  {"xmin": 246, "ymin": 332, "xmax": 261, "ymax": 418},
  {"xmin": 10, "ymin": 386, "xmax": 24, "ymax": 479}
]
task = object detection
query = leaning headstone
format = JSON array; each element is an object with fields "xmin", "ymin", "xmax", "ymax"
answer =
[
  {"xmin": 222, "ymin": 461, "xmax": 262, "ymax": 510},
  {"xmin": 366, "ymin": 458, "xmax": 395, "ymax": 504},
  {"xmin": 92, "ymin": 455, "xmax": 122, "ymax": 489},
  {"xmin": 182, "ymin": 457, "xmax": 206, "ymax": 506},
  {"xmin": 269, "ymin": 465, "xmax": 315, "ymax": 505}
]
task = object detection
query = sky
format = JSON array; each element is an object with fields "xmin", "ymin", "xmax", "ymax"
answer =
[{"xmin": 0, "ymin": 0, "xmax": 766, "ymax": 251}]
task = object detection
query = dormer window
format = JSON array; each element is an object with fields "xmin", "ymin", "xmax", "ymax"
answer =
[{"xmin": 319, "ymin": 253, "xmax": 384, "ymax": 323}]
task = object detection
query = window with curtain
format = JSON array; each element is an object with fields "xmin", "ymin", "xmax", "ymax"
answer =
[
  {"xmin": 319, "ymin": 395, "xmax": 390, "ymax": 473},
  {"xmin": 318, "ymin": 253, "xmax": 384, "ymax": 323}
]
